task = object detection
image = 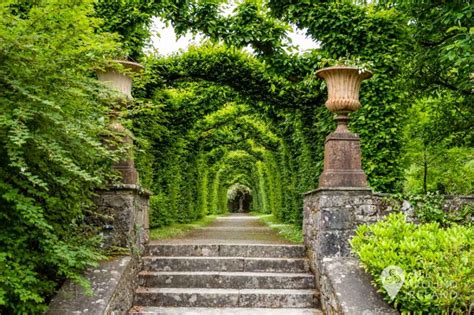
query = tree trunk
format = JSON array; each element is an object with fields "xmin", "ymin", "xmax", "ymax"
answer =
[{"xmin": 423, "ymin": 147, "xmax": 428, "ymax": 194}]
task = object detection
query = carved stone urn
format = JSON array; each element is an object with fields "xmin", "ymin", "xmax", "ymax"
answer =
[
  {"xmin": 96, "ymin": 60, "xmax": 144, "ymax": 98},
  {"xmin": 315, "ymin": 66, "xmax": 372, "ymax": 188},
  {"xmin": 96, "ymin": 60, "xmax": 144, "ymax": 185}
]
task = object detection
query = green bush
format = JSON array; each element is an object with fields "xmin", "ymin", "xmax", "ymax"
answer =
[
  {"xmin": 0, "ymin": 0, "xmax": 120, "ymax": 312},
  {"xmin": 351, "ymin": 213, "xmax": 473, "ymax": 314}
]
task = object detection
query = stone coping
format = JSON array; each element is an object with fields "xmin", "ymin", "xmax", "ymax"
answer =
[
  {"xmin": 439, "ymin": 194, "xmax": 474, "ymax": 200},
  {"xmin": 304, "ymin": 188, "xmax": 474, "ymax": 200},
  {"xmin": 321, "ymin": 257, "xmax": 398, "ymax": 315},
  {"xmin": 99, "ymin": 184, "xmax": 153, "ymax": 197},
  {"xmin": 48, "ymin": 256, "xmax": 136, "ymax": 314},
  {"xmin": 372, "ymin": 192, "xmax": 474, "ymax": 199},
  {"xmin": 303, "ymin": 187, "xmax": 373, "ymax": 196}
]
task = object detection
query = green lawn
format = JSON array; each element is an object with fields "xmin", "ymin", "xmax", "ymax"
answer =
[
  {"xmin": 251, "ymin": 212, "xmax": 304, "ymax": 243},
  {"xmin": 149, "ymin": 215, "xmax": 218, "ymax": 240}
]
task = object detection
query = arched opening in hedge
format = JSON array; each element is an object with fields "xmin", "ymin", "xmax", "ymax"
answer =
[
  {"xmin": 227, "ymin": 183, "xmax": 252, "ymax": 213},
  {"xmin": 132, "ymin": 45, "xmax": 327, "ymax": 229}
]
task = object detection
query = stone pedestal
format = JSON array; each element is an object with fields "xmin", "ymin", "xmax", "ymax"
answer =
[
  {"xmin": 109, "ymin": 114, "xmax": 140, "ymax": 185},
  {"xmin": 98, "ymin": 60, "xmax": 144, "ymax": 186},
  {"xmin": 95, "ymin": 184, "xmax": 150, "ymax": 252},
  {"xmin": 303, "ymin": 188, "xmax": 398, "ymax": 314},
  {"xmin": 303, "ymin": 188, "xmax": 372, "ymax": 273},
  {"xmin": 319, "ymin": 116, "xmax": 367, "ymax": 188},
  {"xmin": 95, "ymin": 60, "xmax": 147, "ymax": 250}
]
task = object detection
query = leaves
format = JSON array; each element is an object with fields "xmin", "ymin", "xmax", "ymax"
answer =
[
  {"xmin": 352, "ymin": 213, "xmax": 473, "ymax": 313},
  {"xmin": 0, "ymin": 0, "xmax": 120, "ymax": 312}
]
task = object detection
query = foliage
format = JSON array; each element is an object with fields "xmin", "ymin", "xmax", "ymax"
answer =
[
  {"xmin": 129, "ymin": 1, "xmax": 472, "ymax": 236},
  {"xmin": 407, "ymin": 193, "xmax": 473, "ymax": 227},
  {"xmin": 375, "ymin": 0, "xmax": 472, "ymax": 99},
  {"xmin": 402, "ymin": 96, "xmax": 473, "ymax": 195},
  {"xmin": 1, "ymin": 0, "xmax": 471, "ymax": 312},
  {"xmin": 131, "ymin": 46, "xmax": 317, "ymax": 230},
  {"xmin": 0, "ymin": 0, "xmax": 120, "ymax": 312},
  {"xmin": 320, "ymin": 56, "xmax": 375, "ymax": 74},
  {"xmin": 374, "ymin": 1, "xmax": 474, "ymax": 194},
  {"xmin": 156, "ymin": 0, "xmax": 412, "ymax": 192},
  {"xmin": 351, "ymin": 213, "xmax": 473, "ymax": 314},
  {"xmin": 160, "ymin": 0, "xmax": 291, "ymax": 59},
  {"xmin": 93, "ymin": 0, "xmax": 157, "ymax": 59}
]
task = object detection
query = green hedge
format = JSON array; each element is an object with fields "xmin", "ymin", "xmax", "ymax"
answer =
[{"xmin": 351, "ymin": 213, "xmax": 473, "ymax": 314}]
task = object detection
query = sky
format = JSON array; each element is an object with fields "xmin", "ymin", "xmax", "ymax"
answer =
[{"xmin": 147, "ymin": 14, "xmax": 319, "ymax": 56}]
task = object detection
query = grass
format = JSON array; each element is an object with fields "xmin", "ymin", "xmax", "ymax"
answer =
[
  {"xmin": 251, "ymin": 212, "xmax": 304, "ymax": 243},
  {"xmin": 149, "ymin": 215, "xmax": 218, "ymax": 240}
]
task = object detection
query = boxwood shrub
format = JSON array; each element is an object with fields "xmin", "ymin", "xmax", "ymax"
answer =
[{"xmin": 351, "ymin": 213, "xmax": 473, "ymax": 314}]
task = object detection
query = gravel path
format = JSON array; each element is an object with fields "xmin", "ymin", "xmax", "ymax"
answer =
[{"xmin": 150, "ymin": 213, "xmax": 297, "ymax": 245}]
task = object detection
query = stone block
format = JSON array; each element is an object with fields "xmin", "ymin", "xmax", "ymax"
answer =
[
  {"xmin": 316, "ymin": 231, "xmax": 353, "ymax": 258},
  {"xmin": 321, "ymin": 258, "xmax": 398, "ymax": 315},
  {"xmin": 95, "ymin": 185, "xmax": 150, "ymax": 252},
  {"xmin": 47, "ymin": 256, "xmax": 138, "ymax": 315},
  {"xmin": 133, "ymin": 288, "xmax": 318, "ymax": 308},
  {"xmin": 319, "ymin": 207, "xmax": 354, "ymax": 230},
  {"xmin": 218, "ymin": 244, "xmax": 306, "ymax": 258},
  {"xmin": 129, "ymin": 307, "xmax": 323, "ymax": 315},
  {"xmin": 147, "ymin": 244, "xmax": 220, "ymax": 257}
]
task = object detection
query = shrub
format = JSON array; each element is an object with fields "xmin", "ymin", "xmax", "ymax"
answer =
[
  {"xmin": 0, "ymin": 0, "xmax": 120, "ymax": 312},
  {"xmin": 351, "ymin": 213, "xmax": 473, "ymax": 314}
]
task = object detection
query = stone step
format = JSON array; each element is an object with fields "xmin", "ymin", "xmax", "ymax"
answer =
[
  {"xmin": 129, "ymin": 306, "xmax": 323, "ymax": 314},
  {"xmin": 195, "ymin": 227, "xmax": 272, "ymax": 231},
  {"xmin": 134, "ymin": 288, "xmax": 318, "ymax": 308},
  {"xmin": 142, "ymin": 256, "xmax": 310, "ymax": 273},
  {"xmin": 171, "ymin": 231, "xmax": 281, "ymax": 243},
  {"xmin": 146, "ymin": 244, "xmax": 306, "ymax": 258},
  {"xmin": 138, "ymin": 271, "xmax": 315, "ymax": 289}
]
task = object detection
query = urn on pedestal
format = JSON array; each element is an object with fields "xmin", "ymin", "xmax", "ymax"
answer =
[
  {"xmin": 315, "ymin": 66, "xmax": 372, "ymax": 188},
  {"xmin": 96, "ymin": 60, "xmax": 144, "ymax": 185}
]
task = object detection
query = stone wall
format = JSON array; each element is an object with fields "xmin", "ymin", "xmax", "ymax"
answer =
[
  {"xmin": 48, "ymin": 185, "xmax": 150, "ymax": 314},
  {"xmin": 303, "ymin": 188, "xmax": 473, "ymax": 314},
  {"xmin": 95, "ymin": 184, "xmax": 151, "ymax": 253}
]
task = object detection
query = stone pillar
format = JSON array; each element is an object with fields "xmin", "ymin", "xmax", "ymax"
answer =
[
  {"xmin": 315, "ymin": 66, "xmax": 372, "ymax": 188},
  {"xmin": 305, "ymin": 67, "xmax": 373, "ymax": 264},
  {"xmin": 96, "ymin": 184, "xmax": 150, "ymax": 252},
  {"xmin": 108, "ymin": 109, "xmax": 140, "ymax": 185},
  {"xmin": 97, "ymin": 60, "xmax": 144, "ymax": 185},
  {"xmin": 96, "ymin": 60, "xmax": 150, "ymax": 251},
  {"xmin": 303, "ymin": 188, "xmax": 373, "ymax": 278},
  {"xmin": 304, "ymin": 66, "xmax": 373, "ymax": 268},
  {"xmin": 303, "ymin": 67, "xmax": 393, "ymax": 313}
]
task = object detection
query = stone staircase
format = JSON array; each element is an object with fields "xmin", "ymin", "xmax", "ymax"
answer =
[{"xmin": 129, "ymin": 215, "xmax": 321, "ymax": 314}]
